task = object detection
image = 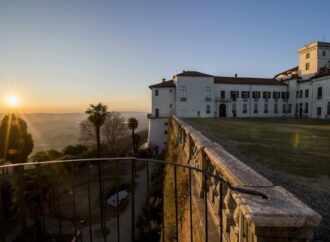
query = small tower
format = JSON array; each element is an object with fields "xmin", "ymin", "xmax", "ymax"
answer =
[{"xmin": 298, "ymin": 41, "xmax": 330, "ymax": 77}]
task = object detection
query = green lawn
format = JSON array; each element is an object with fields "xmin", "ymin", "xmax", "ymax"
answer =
[{"xmin": 184, "ymin": 118, "xmax": 330, "ymax": 178}]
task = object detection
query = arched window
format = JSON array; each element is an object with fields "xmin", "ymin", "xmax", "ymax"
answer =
[{"xmin": 327, "ymin": 101, "xmax": 330, "ymax": 115}]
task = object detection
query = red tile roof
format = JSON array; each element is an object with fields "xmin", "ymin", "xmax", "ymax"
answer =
[
  {"xmin": 175, "ymin": 71, "xmax": 213, "ymax": 77},
  {"xmin": 214, "ymin": 76, "xmax": 286, "ymax": 85},
  {"xmin": 299, "ymin": 69, "xmax": 330, "ymax": 83},
  {"xmin": 274, "ymin": 66, "xmax": 298, "ymax": 78},
  {"xmin": 149, "ymin": 80, "xmax": 175, "ymax": 89},
  {"xmin": 149, "ymin": 71, "xmax": 287, "ymax": 88}
]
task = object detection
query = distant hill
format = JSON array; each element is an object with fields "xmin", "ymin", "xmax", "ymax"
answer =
[{"xmin": 3, "ymin": 112, "xmax": 148, "ymax": 153}]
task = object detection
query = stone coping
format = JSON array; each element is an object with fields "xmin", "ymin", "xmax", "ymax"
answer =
[
  {"xmin": 171, "ymin": 115, "xmax": 322, "ymax": 228},
  {"xmin": 232, "ymin": 186, "xmax": 322, "ymax": 228}
]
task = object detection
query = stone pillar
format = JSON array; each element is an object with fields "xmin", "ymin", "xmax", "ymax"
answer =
[
  {"xmin": 199, "ymin": 149, "xmax": 208, "ymax": 197},
  {"xmin": 223, "ymin": 188, "xmax": 236, "ymax": 236}
]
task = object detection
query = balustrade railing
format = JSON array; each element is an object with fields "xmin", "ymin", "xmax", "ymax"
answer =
[
  {"xmin": 0, "ymin": 154, "xmax": 268, "ymax": 242},
  {"xmin": 171, "ymin": 115, "xmax": 321, "ymax": 242}
]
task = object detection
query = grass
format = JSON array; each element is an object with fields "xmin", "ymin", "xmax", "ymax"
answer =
[{"xmin": 184, "ymin": 118, "xmax": 330, "ymax": 178}]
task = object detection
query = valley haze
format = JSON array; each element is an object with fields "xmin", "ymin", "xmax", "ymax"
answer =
[{"xmin": 0, "ymin": 112, "xmax": 148, "ymax": 153}]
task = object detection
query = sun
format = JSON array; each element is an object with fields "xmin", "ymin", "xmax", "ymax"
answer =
[{"xmin": 5, "ymin": 95, "xmax": 19, "ymax": 107}]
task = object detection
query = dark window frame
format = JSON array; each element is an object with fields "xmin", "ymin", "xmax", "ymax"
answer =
[
  {"xmin": 220, "ymin": 90, "xmax": 226, "ymax": 99},
  {"xmin": 317, "ymin": 87, "xmax": 323, "ymax": 99},
  {"xmin": 243, "ymin": 103, "xmax": 248, "ymax": 114},
  {"xmin": 206, "ymin": 105, "xmax": 211, "ymax": 114},
  {"xmin": 264, "ymin": 103, "xmax": 268, "ymax": 113},
  {"xmin": 274, "ymin": 103, "xmax": 278, "ymax": 113},
  {"xmin": 305, "ymin": 89, "xmax": 309, "ymax": 98},
  {"xmin": 253, "ymin": 103, "xmax": 258, "ymax": 113}
]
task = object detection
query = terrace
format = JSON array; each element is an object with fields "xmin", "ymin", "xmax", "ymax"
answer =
[
  {"xmin": 183, "ymin": 117, "xmax": 330, "ymax": 241},
  {"xmin": 0, "ymin": 117, "xmax": 325, "ymax": 242}
]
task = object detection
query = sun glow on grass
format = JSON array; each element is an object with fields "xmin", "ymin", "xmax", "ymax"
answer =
[{"xmin": 5, "ymin": 95, "xmax": 19, "ymax": 107}]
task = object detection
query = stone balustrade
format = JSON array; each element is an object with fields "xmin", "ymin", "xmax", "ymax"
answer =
[{"xmin": 170, "ymin": 115, "xmax": 321, "ymax": 242}]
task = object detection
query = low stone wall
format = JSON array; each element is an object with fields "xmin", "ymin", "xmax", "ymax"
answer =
[{"xmin": 169, "ymin": 115, "xmax": 321, "ymax": 242}]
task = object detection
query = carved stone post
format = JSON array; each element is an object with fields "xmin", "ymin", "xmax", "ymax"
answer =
[
  {"xmin": 199, "ymin": 150, "xmax": 208, "ymax": 197},
  {"xmin": 230, "ymin": 207, "xmax": 242, "ymax": 242},
  {"xmin": 223, "ymin": 188, "xmax": 236, "ymax": 235},
  {"xmin": 185, "ymin": 135, "xmax": 192, "ymax": 163}
]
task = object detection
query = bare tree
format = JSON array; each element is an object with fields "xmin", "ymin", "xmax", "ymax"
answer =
[
  {"xmin": 102, "ymin": 111, "xmax": 128, "ymax": 154},
  {"xmin": 79, "ymin": 119, "xmax": 97, "ymax": 146}
]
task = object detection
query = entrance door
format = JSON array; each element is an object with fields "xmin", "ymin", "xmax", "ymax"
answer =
[{"xmin": 219, "ymin": 104, "xmax": 226, "ymax": 117}]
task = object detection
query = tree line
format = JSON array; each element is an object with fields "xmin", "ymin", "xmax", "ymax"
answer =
[{"xmin": 0, "ymin": 102, "xmax": 145, "ymax": 241}]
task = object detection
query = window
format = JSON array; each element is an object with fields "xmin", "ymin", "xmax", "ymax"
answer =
[
  {"xmin": 263, "ymin": 91, "xmax": 270, "ymax": 99},
  {"xmin": 220, "ymin": 90, "xmax": 225, "ymax": 99},
  {"xmin": 295, "ymin": 103, "xmax": 298, "ymax": 114},
  {"xmin": 317, "ymin": 107, "xmax": 322, "ymax": 116},
  {"xmin": 264, "ymin": 103, "xmax": 268, "ymax": 113},
  {"xmin": 169, "ymin": 104, "xmax": 172, "ymax": 108},
  {"xmin": 164, "ymin": 131, "xmax": 168, "ymax": 135},
  {"xmin": 305, "ymin": 89, "xmax": 309, "ymax": 98},
  {"xmin": 180, "ymin": 86, "xmax": 187, "ymax": 101},
  {"xmin": 299, "ymin": 90, "xmax": 303, "ymax": 98},
  {"xmin": 169, "ymin": 89, "xmax": 173, "ymax": 93},
  {"xmin": 205, "ymin": 87, "xmax": 211, "ymax": 101},
  {"xmin": 243, "ymin": 103, "xmax": 247, "ymax": 113},
  {"xmin": 317, "ymin": 87, "xmax": 323, "ymax": 99},
  {"xmin": 305, "ymin": 63, "xmax": 310, "ymax": 70},
  {"xmin": 306, "ymin": 53, "xmax": 310, "ymax": 59},
  {"xmin": 164, "ymin": 122, "xmax": 168, "ymax": 126},
  {"xmin": 281, "ymin": 92, "xmax": 288, "ymax": 99},
  {"xmin": 155, "ymin": 89, "xmax": 159, "ymax": 96},
  {"xmin": 288, "ymin": 104, "xmax": 292, "ymax": 113},
  {"xmin": 206, "ymin": 105, "xmax": 211, "ymax": 114},
  {"xmin": 305, "ymin": 103, "xmax": 308, "ymax": 113},
  {"xmin": 252, "ymin": 91, "xmax": 260, "ymax": 99},
  {"xmin": 283, "ymin": 104, "xmax": 286, "ymax": 113},
  {"xmin": 327, "ymin": 102, "xmax": 330, "ymax": 115},
  {"xmin": 296, "ymin": 91, "xmax": 299, "ymax": 98},
  {"xmin": 231, "ymin": 91, "xmax": 239, "ymax": 101},
  {"xmin": 232, "ymin": 103, "xmax": 237, "ymax": 115},
  {"xmin": 322, "ymin": 50, "xmax": 326, "ymax": 57},
  {"xmin": 241, "ymin": 91, "xmax": 249, "ymax": 99},
  {"xmin": 253, "ymin": 103, "xmax": 258, "ymax": 113},
  {"xmin": 274, "ymin": 103, "xmax": 278, "ymax": 113},
  {"xmin": 155, "ymin": 108, "xmax": 159, "ymax": 117},
  {"xmin": 273, "ymin": 92, "xmax": 280, "ymax": 100}
]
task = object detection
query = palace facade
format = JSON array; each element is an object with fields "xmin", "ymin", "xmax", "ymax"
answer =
[{"xmin": 147, "ymin": 41, "xmax": 330, "ymax": 151}]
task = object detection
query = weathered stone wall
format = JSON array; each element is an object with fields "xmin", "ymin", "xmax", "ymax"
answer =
[{"xmin": 167, "ymin": 115, "xmax": 321, "ymax": 242}]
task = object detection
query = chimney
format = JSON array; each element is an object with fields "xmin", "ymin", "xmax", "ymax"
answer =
[
  {"xmin": 162, "ymin": 78, "xmax": 166, "ymax": 83},
  {"xmin": 235, "ymin": 73, "xmax": 238, "ymax": 78}
]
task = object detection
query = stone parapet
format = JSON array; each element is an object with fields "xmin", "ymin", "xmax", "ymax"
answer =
[{"xmin": 170, "ymin": 115, "xmax": 321, "ymax": 242}]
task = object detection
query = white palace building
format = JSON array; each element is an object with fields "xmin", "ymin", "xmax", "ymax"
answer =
[{"xmin": 147, "ymin": 41, "xmax": 330, "ymax": 151}]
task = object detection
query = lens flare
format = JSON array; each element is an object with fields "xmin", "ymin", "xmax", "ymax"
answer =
[{"xmin": 5, "ymin": 95, "xmax": 19, "ymax": 107}]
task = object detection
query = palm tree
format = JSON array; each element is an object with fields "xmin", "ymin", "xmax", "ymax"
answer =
[
  {"xmin": 85, "ymin": 103, "xmax": 108, "ymax": 158},
  {"xmin": 127, "ymin": 117, "xmax": 139, "ymax": 155},
  {"xmin": 85, "ymin": 103, "xmax": 108, "ymax": 236}
]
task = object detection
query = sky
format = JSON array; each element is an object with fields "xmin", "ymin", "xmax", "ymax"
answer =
[{"xmin": 0, "ymin": 0, "xmax": 329, "ymax": 113}]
